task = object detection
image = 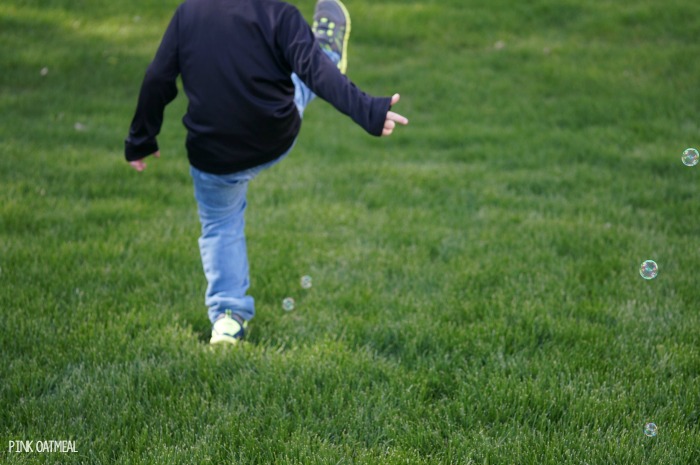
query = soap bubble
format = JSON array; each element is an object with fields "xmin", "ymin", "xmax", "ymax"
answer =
[
  {"xmin": 644, "ymin": 422, "xmax": 658, "ymax": 437},
  {"xmin": 682, "ymin": 148, "xmax": 699, "ymax": 167},
  {"xmin": 300, "ymin": 275, "xmax": 312, "ymax": 289},
  {"xmin": 282, "ymin": 297, "xmax": 295, "ymax": 312},
  {"xmin": 639, "ymin": 260, "xmax": 658, "ymax": 280}
]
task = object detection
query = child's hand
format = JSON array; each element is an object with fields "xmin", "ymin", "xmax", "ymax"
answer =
[
  {"xmin": 129, "ymin": 151, "xmax": 161, "ymax": 171},
  {"xmin": 382, "ymin": 94, "xmax": 408, "ymax": 137}
]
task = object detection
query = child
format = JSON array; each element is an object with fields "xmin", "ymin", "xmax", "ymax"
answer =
[{"xmin": 124, "ymin": 0, "xmax": 408, "ymax": 345}]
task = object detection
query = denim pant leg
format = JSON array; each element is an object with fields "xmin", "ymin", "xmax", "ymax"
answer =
[
  {"xmin": 191, "ymin": 167, "xmax": 256, "ymax": 324},
  {"xmin": 192, "ymin": 50, "xmax": 339, "ymax": 324}
]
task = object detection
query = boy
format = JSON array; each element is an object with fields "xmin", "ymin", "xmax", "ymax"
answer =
[{"xmin": 124, "ymin": 0, "xmax": 408, "ymax": 345}]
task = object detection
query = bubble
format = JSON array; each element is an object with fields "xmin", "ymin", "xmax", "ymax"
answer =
[
  {"xmin": 74, "ymin": 122, "xmax": 86, "ymax": 132},
  {"xmin": 282, "ymin": 297, "xmax": 295, "ymax": 312},
  {"xmin": 644, "ymin": 422, "xmax": 658, "ymax": 437},
  {"xmin": 40, "ymin": 67, "xmax": 49, "ymax": 76},
  {"xmin": 300, "ymin": 275, "xmax": 312, "ymax": 289},
  {"xmin": 639, "ymin": 260, "xmax": 658, "ymax": 280},
  {"xmin": 682, "ymin": 148, "xmax": 699, "ymax": 167}
]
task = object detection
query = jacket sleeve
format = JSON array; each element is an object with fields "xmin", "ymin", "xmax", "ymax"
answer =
[
  {"xmin": 124, "ymin": 8, "xmax": 181, "ymax": 161},
  {"xmin": 277, "ymin": 7, "xmax": 391, "ymax": 137}
]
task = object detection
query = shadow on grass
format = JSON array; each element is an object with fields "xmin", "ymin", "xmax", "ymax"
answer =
[{"xmin": 0, "ymin": 3, "xmax": 174, "ymax": 155}]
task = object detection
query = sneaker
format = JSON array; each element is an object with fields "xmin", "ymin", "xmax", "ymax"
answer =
[
  {"xmin": 210, "ymin": 310, "xmax": 247, "ymax": 345},
  {"xmin": 312, "ymin": 0, "xmax": 351, "ymax": 74}
]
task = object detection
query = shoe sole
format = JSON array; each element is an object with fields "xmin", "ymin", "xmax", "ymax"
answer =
[
  {"xmin": 210, "ymin": 334, "xmax": 242, "ymax": 345},
  {"xmin": 335, "ymin": 0, "xmax": 351, "ymax": 74}
]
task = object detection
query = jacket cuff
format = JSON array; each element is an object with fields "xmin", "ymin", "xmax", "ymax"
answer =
[
  {"xmin": 370, "ymin": 97, "xmax": 393, "ymax": 137},
  {"xmin": 124, "ymin": 139, "xmax": 159, "ymax": 161}
]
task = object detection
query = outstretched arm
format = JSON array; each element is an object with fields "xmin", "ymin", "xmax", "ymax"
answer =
[
  {"xmin": 125, "ymin": 7, "xmax": 180, "ymax": 171},
  {"xmin": 382, "ymin": 94, "xmax": 409, "ymax": 137}
]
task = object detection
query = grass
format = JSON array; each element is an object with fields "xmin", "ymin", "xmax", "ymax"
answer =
[{"xmin": 1, "ymin": 0, "xmax": 699, "ymax": 463}]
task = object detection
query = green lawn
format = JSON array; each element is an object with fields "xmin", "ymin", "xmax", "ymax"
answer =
[{"xmin": 1, "ymin": 0, "xmax": 699, "ymax": 463}]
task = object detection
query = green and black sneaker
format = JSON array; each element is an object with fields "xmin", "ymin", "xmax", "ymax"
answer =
[
  {"xmin": 210, "ymin": 310, "xmax": 248, "ymax": 346},
  {"xmin": 312, "ymin": 0, "xmax": 351, "ymax": 74}
]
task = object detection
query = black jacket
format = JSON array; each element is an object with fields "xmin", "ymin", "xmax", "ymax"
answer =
[{"xmin": 125, "ymin": 0, "xmax": 391, "ymax": 174}]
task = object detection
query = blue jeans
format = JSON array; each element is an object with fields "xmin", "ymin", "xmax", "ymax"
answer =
[{"xmin": 190, "ymin": 52, "xmax": 338, "ymax": 324}]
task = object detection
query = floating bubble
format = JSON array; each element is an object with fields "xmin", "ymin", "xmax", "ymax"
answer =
[
  {"xmin": 644, "ymin": 422, "xmax": 658, "ymax": 437},
  {"xmin": 682, "ymin": 148, "xmax": 699, "ymax": 167},
  {"xmin": 300, "ymin": 275, "xmax": 312, "ymax": 289},
  {"xmin": 74, "ymin": 122, "xmax": 86, "ymax": 132},
  {"xmin": 282, "ymin": 297, "xmax": 295, "ymax": 312},
  {"xmin": 639, "ymin": 260, "xmax": 658, "ymax": 280},
  {"xmin": 40, "ymin": 67, "xmax": 49, "ymax": 76}
]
